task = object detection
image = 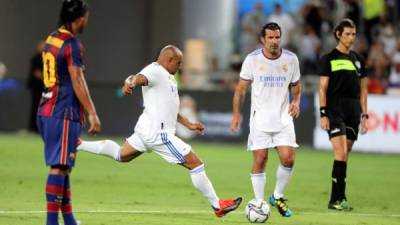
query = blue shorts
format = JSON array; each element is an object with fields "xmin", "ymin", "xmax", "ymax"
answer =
[{"xmin": 37, "ymin": 116, "xmax": 82, "ymax": 167}]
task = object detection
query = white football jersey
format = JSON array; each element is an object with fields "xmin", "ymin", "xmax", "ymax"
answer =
[
  {"xmin": 134, "ymin": 62, "xmax": 180, "ymax": 139},
  {"xmin": 240, "ymin": 48, "xmax": 301, "ymax": 132}
]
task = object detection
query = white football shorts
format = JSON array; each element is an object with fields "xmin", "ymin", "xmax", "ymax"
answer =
[
  {"xmin": 247, "ymin": 122, "xmax": 299, "ymax": 150},
  {"xmin": 126, "ymin": 131, "xmax": 191, "ymax": 164}
]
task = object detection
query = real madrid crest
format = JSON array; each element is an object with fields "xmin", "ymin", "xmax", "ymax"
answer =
[{"xmin": 282, "ymin": 64, "xmax": 288, "ymax": 72}]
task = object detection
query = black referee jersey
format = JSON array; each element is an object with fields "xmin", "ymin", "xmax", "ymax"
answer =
[
  {"xmin": 318, "ymin": 48, "xmax": 368, "ymax": 139},
  {"xmin": 317, "ymin": 48, "xmax": 367, "ymax": 102}
]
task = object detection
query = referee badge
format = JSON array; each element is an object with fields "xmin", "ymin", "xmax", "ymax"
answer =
[
  {"xmin": 355, "ymin": 60, "xmax": 361, "ymax": 76},
  {"xmin": 355, "ymin": 61, "xmax": 361, "ymax": 69}
]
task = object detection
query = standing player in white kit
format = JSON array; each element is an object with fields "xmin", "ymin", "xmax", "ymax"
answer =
[
  {"xmin": 230, "ymin": 22, "xmax": 301, "ymax": 217},
  {"xmin": 77, "ymin": 45, "xmax": 242, "ymax": 217}
]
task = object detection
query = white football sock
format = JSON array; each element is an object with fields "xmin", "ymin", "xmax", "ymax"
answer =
[
  {"xmin": 190, "ymin": 164, "xmax": 220, "ymax": 209},
  {"xmin": 273, "ymin": 164, "xmax": 293, "ymax": 199},
  {"xmin": 251, "ymin": 173, "xmax": 266, "ymax": 200},
  {"xmin": 77, "ymin": 140, "xmax": 121, "ymax": 161}
]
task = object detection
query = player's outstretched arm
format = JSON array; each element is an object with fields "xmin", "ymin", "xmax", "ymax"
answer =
[
  {"xmin": 230, "ymin": 79, "xmax": 250, "ymax": 132},
  {"xmin": 289, "ymin": 82, "xmax": 301, "ymax": 119},
  {"xmin": 122, "ymin": 74, "xmax": 148, "ymax": 95},
  {"xmin": 69, "ymin": 65, "xmax": 101, "ymax": 135},
  {"xmin": 177, "ymin": 113, "xmax": 205, "ymax": 135}
]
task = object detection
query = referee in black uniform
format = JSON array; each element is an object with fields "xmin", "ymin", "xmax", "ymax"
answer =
[{"xmin": 318, "ymin": 19, "xmax": 369, "ymax": 211}]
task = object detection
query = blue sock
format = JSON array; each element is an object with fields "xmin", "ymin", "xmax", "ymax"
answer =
[
  {"xmin": 46, "ymin": 174, "xmax": 65, "ymax": 225},
  {"xmin": 61, "ymin": 176, "xmax": 77, "ymax": 225}
]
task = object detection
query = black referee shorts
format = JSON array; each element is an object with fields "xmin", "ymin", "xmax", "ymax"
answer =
[{"xmin": 327, "ymin": 99, "xmax": 361, "ymax": 141}]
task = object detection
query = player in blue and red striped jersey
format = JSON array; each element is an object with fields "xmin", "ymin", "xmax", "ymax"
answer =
[{"xmin": 37, "ymin": 1, "xmax": 101, "ymax": 224}]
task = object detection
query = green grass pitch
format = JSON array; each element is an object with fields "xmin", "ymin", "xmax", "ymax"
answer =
[{"xmin": 0, "ymin": 133, "xmax": 399, "ymax": 225}]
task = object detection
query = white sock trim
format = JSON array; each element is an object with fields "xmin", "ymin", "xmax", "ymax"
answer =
[
  {"xmin": 190, "ymin": 164, "xmax": 205, "ymax": 174},
  {"xmin": 250, "ymin": 172, "xmax": 266, "ymax": 177}
]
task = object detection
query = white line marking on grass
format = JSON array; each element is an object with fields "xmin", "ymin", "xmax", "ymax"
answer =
[{"xmin": 1, "ymin": 210, "xmax": 399, "ymax": 218}]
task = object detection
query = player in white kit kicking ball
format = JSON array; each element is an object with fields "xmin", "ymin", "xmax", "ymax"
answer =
[
  {"xmin": 230, "ymin": 22, "xmax": 301, "ymax": 217},
  {"xmin": 77, "ymin": 45, "xmax": 241, "ymax": 217}
]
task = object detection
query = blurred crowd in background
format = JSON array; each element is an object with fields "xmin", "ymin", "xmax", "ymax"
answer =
[
  {"xmin": 1, "ymin": 0, "xmax": 399, "ymax": 94},
  {"xmin": 179, "ymin": 0, "xmax": 400, "ymax": 95},
  {"xmin": 1, "ymin": 0, "xmax": 400, "ymax": 128}
]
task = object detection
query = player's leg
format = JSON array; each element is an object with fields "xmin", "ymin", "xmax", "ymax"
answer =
[
  {"xmin": 181, "ymin": 151, "xmax": 220, "ymax": 209},
  {"xmin": 336, "ymin": 122, "xmax": 358, "ymax": 210},
  {"xmin": 325, "ymin": 115, "xmax": 350, "ymax": 211},
  {"xmin": 154, "ymin": 132, "xmax": 241, "ymax": 217},
  {"xmin": 329, "ymin": 101, "xmax": 360, "ymax": 210},
  {"xmin": 268, "ymin": 146, "xmax": 295, "ymax": 217},
  {"xmin": 38, "ymin": 116, "xmax": 78, "ymax": 225},
  {"xmin": 77, "ymin": 133, "xmax": 145, "ymax": 162},
  {"xmin": 251, "ymin": 149, "xmax": 268, "ymax": 201},
  {"xmin": 182, "ymin": 151, "xmax": 242, "ymax": 217},
  {"xmin": 248, "ymin": 126, "xmax": 272, "ymax": 202},
  {"xmin": 328, "ymin": 134, "xmax": 349, "ymax": 210},
  {"xmin": 77, "ymin": 139, "xmax": 121, "ymax": 160},
  {"xmin": 346, "ymin": 139, "xmax": 355, "ymax": 154},
  {"xmin": 274, "ymin": 146, "xmax": 295, "ymax": 198},
  {"xmin": 59, "ymin": 167, "xmax": 79, "ymax": 225},
  {"xmin": 38, "ymin": 117, "xmax": 63, "ymax": 225},
  {"xmin": 45, "ymin": 167, "xmax": 66, "ymax": 225},
  {"xmin": 59, "ymin": 120, "xmax": 83, "ymax": 225},
  {"xmin": 269, "ymin": 123, "xmax": 298, "ymax": 217}
]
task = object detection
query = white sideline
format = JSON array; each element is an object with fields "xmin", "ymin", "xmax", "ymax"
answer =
[{"xmin": 0, "ymin": 210, "xmax": 399, "ymax": 218}]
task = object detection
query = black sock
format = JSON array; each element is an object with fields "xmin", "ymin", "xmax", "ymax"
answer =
[
  {"xmin": 338, "ymin": 161, "xmax": 347, "ymax": 201},
  {"xmin": 329, "ymin": 160, "xmax": 347, "ymax": 203}
]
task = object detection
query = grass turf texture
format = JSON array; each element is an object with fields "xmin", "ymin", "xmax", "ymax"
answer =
[{"xmin": 0, "ymin": 133, "xmax": 399, "ymax": 225}]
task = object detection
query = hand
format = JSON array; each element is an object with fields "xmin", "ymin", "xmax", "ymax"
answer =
[
  {"xmin": 289, "ymin": 102, "xmax": 300, "ymax": 118},
  {"xmin": 360, "ymin": 117, "xmax": 368, "ymax": 135},
  {"xmin": 230, "ymin": 114, "xmax": 241, "ymax": 133},
  {"xmin": 122, "ymin": 82, "xmax": 134, "ymax": 96},
  {"xmin": 188, "ymin": 122, "xmax": 205, "ymax": 135},
  {"xmin": 87, "ymin": 113, "xmax": 101, "ymax": 135},
  {"xmin": 122, "ymin": 75, "xmax": 135, "ymax": 95},
  {"xmin": 320, "ymin": 117, "xmax": 330, "ymax": 131}
]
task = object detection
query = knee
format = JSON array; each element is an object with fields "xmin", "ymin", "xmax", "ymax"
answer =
[
  {"xmin": 119, "ymin": 143, "xmax": 142, "ymax": 162},
  {"xmin": 183, "ymin": 150, "xmax": 204, "ymax": 169},
  {"xmin": 186, "ymin": 158, "xmax": 203, "ymax": 170},
  {"xmin": 50, "ymin": 166, "xmax": 69, "ymax": 175},
  {"xmin": 280, "ymin": 158, "xmax": 295, "ymax": 168},
  {"xmin": 119, "ymin": 153, "xmax": 132, "ymax": 162},
  {"xmin": 334, "ymin": 151, "xmax": 347, "ymax": 161}
]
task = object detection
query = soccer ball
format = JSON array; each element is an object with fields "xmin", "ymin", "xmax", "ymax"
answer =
[{"xmin": 245, "ymin": 199, "xmax": 271, "ymax": 223}]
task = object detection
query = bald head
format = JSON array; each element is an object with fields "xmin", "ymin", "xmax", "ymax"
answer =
[
  {"xmin": 159, "ymin": 45, "xmax": 182, "ymax": 60},
  {"xmin": 157, "ymin": 45, "xmax": 183, "ymax": 74}
]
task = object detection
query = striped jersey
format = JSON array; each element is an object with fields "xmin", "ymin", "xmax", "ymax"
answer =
[
  {"xmin": 240, "ymin": 48, "xmax": 301, "ymax": 132},
  {"xmin": 37, "ymin": 28, "xmax": 84, "ymax": 122}
]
